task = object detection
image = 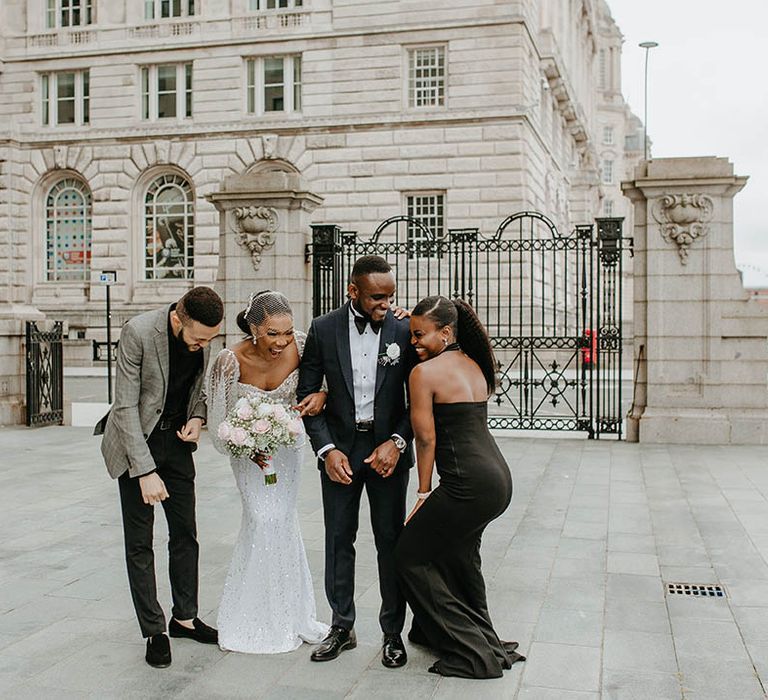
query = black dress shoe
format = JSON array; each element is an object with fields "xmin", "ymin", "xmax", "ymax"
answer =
[
  {"xmin": 382, "ymin": 633, "xmax": 407, "ymax": 668},
  {"xmin": 168, "ymin": 617, "xmax": 218, "ymax": 645},
  {"xmin": 145, "ymin": 633, "xmax": 171, "ymax": 668},
  {"xmin": 310, "ymin": 626, "xmax": 356, "ymax": 662}
]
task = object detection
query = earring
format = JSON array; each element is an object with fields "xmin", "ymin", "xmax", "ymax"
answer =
[{"xmin": 443, "ymin": 337, "xmax": 448, "ymax": 346}]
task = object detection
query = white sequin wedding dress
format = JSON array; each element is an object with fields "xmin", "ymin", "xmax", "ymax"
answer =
[{"xmin": 206, "ymin": 333, "xmax": 328, "ymax": 654}]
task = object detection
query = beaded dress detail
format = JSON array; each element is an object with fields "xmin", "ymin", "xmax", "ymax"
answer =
[{"xmin": 206, "ymin": 332, "xmax": 328, "ymax": 653}]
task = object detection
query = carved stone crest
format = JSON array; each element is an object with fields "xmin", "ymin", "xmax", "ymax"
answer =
[
  {"xmin": 229, "ymin": 206, "xmax": 279, "ymax": 270},
  {"xmin": 652, "ymin": 193, "xmax": 714, "ymax": 264}
]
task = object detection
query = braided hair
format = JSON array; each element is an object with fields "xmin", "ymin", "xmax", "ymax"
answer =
[{"xmin": 411, "ymin": 295, "xmax": 497, "ymax": 395}]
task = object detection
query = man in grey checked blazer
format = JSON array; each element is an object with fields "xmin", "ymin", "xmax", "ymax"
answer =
[{"xmin": 96, "ymin": 286, "xmax": 223, "ymax": 668}]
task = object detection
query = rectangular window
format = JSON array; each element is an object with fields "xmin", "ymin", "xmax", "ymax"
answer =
[
  {"xmin": 41, "ymin": 70, "xmax": 90, "ymax": 126},
  {"xmin": 602, "ymin": 159, "xmax": 614, "ymax": 185},
  {"xmin": 249, "ymin": 0, "xmax": 302, "ymax": 8},
  {"xmin": 140, "ymin": 63, "xmax": 193, "ymax": 120},
  {"xmin": 245, "ymin": 56, "xmax": 302, "ymax": 115},
  {"xmin": 47, "ymin": 0, "xmax": 93, "ymax": 28},
  {"xmin": 406, "ymin": 192, "xmax": 445, "ymax": 258},
  {"xmin": 604, "ymin": 199, "xmax": 614, "ymax": 217},
  {"xmin": 409, "ymin": 46, "xmax": 446, "ymax": 108},
  {"xmin": 145, "ymin": 0, "xmax": 195, "ymax": 19},
  {"xmin": 603, "ymin": 126, "xmax": 614, "ymax": 145}
]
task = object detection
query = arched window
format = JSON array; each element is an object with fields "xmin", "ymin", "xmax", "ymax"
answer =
[
  {"xmin": 144, "ymin": 173, "xmax": 194, "ymax": 280},
  {"xmin": 45, "ymin": 177, "xmax": 92, "ymax": 282}
]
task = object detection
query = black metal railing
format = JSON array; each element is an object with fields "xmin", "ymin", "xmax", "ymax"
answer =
[
  {"xmin": 25, "ymin": 321, "xmax": 64, "ymax": 427},
  {"xmin": 307, "ymin": 213, "xmax": 627, "ymax": 438}
]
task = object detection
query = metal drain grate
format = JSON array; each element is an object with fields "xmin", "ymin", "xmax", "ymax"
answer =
[{"xmin": 666, "ymin": 582, "xmax": 726, "ymax": 598}]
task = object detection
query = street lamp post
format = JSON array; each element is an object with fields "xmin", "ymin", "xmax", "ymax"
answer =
[{"xmin": 639, "ymin": 41, "xmax": 659, "ymax": 161}]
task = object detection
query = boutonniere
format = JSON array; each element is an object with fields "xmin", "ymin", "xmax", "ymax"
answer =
[{"xmin": 378, "ymin": 342, "xmax": 401, "ymax": 366}]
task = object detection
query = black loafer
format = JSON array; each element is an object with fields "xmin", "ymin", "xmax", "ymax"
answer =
[
  {"xmin": 145, "ymin": 633, "xmax": 171, "ymax": 668},
  {"xmin": 168, "ymin": 617, "xmax": 218, "ymax": 645},
  {"xmin": 310, "ymin": 626, "xmax": 356, "ymax": 662},
  {"xmin": 382, "ymin": 633, "xmax": 407, "ymax": 668}
]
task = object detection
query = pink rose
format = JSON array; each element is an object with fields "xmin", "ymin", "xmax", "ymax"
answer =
[
  {"xmin": 229, "ymin": 427, "xmax": 249, "ymax": 446},
  {"xmin": 253, "ymin": 418, "xmax": 270, "ymax": 434},
  {"xmin": 217, "ymin": 421, "xmax": 232, "ymax": 440},
  {"xmin": 236, "ymin": 403, "xmax": 254, "ymax": 420},
  {"xmin": 272, "ymin": 405, "xmax": 288, "ymax": 421},
  {"xmin": 288, "ymin": 418, "xmax": 304, "ymax": 435}
]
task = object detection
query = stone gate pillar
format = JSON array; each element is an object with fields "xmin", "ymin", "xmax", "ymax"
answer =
[
  {"xmin": 623, "ymin": 157, "xmax": 768, "ymax": 444},
  {"xmin": 0, "ymin": 145, "xmax": 45, "ymax": 425},
  {"xmin": 206, "ymin": 170, "xmax": 323, "ymax": 347}
]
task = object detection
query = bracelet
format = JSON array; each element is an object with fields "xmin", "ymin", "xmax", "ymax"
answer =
[{"xmin": 416, "ymin": 490, "xmax": 432, "ymax": 500}]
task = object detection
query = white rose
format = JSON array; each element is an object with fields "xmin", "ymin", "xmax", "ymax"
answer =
[
  {"xmin": 386, "ymin": 343, "xmax": 401, "ymax": 360},
  {"xmin": 257, "ymin": 403, "xmax": 274, "ymax": 418}
]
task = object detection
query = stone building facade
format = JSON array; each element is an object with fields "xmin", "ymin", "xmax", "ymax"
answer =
[{"xmin": 0, "ymin": 0, "xmax": 643, "ymax": 421}]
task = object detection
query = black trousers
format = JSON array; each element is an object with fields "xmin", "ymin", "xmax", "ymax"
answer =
[
  {"xmin": 320, "ymin": 430, "xmax": 409, "ymax": 635},
  {"xmin": 117, "ymin": 423, "xmax": 198, "ymax": 638}
]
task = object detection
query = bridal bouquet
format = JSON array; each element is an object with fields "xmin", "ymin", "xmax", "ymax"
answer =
[{"xmin": 216, "ymin": 397, "xmax": 305, "ymax": 485}]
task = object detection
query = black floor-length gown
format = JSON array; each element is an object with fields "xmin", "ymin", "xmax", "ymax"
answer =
[{"xmin": 395, "ymin": 400, "xmax": 515, "ymax": 678}]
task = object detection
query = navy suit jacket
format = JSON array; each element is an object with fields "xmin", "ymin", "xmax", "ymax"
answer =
[{"xmin": 297, "ymin": 302, "xmax": 415, "ymax": 469}]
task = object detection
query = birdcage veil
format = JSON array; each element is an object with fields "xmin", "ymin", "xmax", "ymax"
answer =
[{"xmin": 242, "ymin": 290, "xmax": 293, "ymax": 339}]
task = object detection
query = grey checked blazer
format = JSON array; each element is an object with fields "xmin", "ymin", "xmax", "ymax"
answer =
[{"xmin": 96, "ymin": 305, "xmax": 210, "ymax": 479}]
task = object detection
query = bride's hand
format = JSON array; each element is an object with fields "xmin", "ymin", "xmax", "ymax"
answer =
[
  {"xmin": 250, "ymin": 451, "xmax": 269, "ymax": 469},
  {"xmin": 294, "ymin": 391, "xmax": 327, "ymax": 417}
]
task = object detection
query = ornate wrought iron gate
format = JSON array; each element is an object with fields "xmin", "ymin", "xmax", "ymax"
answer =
[
  {"xmin": 307, "ymin": 212, "xmax": 626, "ymax": 438},
  {"xmin": 25, "ymin": 321, "xmax": 64, "ymax": 427}
]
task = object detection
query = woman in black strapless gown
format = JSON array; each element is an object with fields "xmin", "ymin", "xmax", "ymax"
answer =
[{"xmin": 394, "ymin": 296, "xmax": 524, "ymax": 679}]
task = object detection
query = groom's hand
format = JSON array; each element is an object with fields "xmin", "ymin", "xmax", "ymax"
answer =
[
  {"xmin": 324, "ymin": 450, "xmax": 353, "ymax": 485},
  {"xmin": 139, "ymin": 472, "xmax": 169, "ymax": 505},
  {"xmin": 364, "ymin": 441, "xmax": 400, "ymax": 478}
]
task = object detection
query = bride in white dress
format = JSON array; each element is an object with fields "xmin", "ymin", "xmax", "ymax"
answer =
[{"xmin": 206, "ymin": 290, "xmax": 329, "ymax": 653}]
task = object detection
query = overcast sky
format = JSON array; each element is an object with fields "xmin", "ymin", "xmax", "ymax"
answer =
[{"xmin": 607, "ymin": 0, "xmax": 768, "ymax": 276}]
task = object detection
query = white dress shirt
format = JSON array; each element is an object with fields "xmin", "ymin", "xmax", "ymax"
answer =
[{"xmin": 349, "ymin": 305, "xmax": 379, "ymax": 423}]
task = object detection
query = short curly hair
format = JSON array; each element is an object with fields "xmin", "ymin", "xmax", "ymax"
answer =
[{"xmin": 176, "ymin": 286, "xmax": 224, "ymax": 327}]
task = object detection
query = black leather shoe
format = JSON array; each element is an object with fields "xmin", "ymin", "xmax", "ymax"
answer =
[
  {"xmin": 382, "ymin": 633, "xmax": 407, "ymax": 668},
  {"xmin": 310, "ymin": 626, "xmax": 356, "ymax": 662},
  {"xmin": 168, "ymin": 617, "xmax": 218, "ymax": 645},
  {"xmin": 145, "ymin": 633, "xmax": 171, "ymax": 668}
]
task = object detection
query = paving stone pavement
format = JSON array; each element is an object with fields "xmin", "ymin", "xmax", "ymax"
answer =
[{"xmin": 2, "ymin": 426, "xmax": 768, "ymax": 699}]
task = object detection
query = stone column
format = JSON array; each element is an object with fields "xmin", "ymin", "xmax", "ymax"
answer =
[
  {"xmin": 206, "ymin": 170, "xmax": 323, "ymax": 347},
  {"xmin": 623, "ymin": 157, "xmax": 768, "ymax": 444}
]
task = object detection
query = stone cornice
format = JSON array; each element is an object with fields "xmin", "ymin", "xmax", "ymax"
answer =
[
  {"xmin": 0, "ymin": 108, "xmax": 535, "ymax": 148},
  {"xmin": 2, "ymin": 15, "xmax": 527, "ymax": 63}
]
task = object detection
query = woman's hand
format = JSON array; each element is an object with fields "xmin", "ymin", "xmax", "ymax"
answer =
[
  {"xmin": 250, "ymin": 451, "xmax": 270, "ymax": 470},
  {"xmin": 294, "ymin": 391, "xmax": 327, "ymax": 417},
  {"xmin": 405, "ymin": 498, "xmax": 426, "ymax": 525},
  {"xmin": 392, "ymin": 305, "xmax": 411, "ymax": 320}
]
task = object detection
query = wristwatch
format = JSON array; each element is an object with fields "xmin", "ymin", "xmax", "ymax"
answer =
[{"xmin": 390, "ymin": 434, "xmax": 407, "ymax": 452}]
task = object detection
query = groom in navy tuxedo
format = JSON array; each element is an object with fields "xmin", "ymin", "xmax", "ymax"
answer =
[{"xmin": 298, "ymin": 255, "xmax": 415, "ymax": 668}]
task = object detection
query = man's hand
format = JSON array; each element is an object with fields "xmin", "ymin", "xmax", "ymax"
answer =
[
  {"xmin": 177, "ymin": 417, "xmax": 203, "ymax": 443},
  {"xmin": 364, "ymin": 440, "xmax": 400, "ymax": 478},
  {"xmin": 324, "ymin": 449, "xmax": 353, "ymax": 485},
  {"xmin": 294, "ymin": 391, "xmax": 327, "ymax": 417},
  {"xmin": 139, "ymin": 472, "xmax": 169, "ymax": 505}
]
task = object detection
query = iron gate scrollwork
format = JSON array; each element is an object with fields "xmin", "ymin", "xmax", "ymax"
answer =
[
  {"xmin": 307, "ymin": 213, "xmax": 626, "ymax": 438},
  {"xmin": 25, "ymin": 321, "xmax": 64, "ymax": 427}
]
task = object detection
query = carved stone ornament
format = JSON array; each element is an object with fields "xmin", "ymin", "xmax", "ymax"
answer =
[
  {"xmin": 652, "ymin": 193, "xmax": 714, "ymax": 264},
  {"xmin": 229, "ymin": 206, "xmax": 279, "ymax": 270},
  {"xmin": 261, "ymin": 134, "xmax": 278, "ymax": 159}
]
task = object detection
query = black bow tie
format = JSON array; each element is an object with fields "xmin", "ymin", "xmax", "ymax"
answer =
[{"xmin": 354, "ymin": 315, "xmax": 382, "ymax": 335}]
